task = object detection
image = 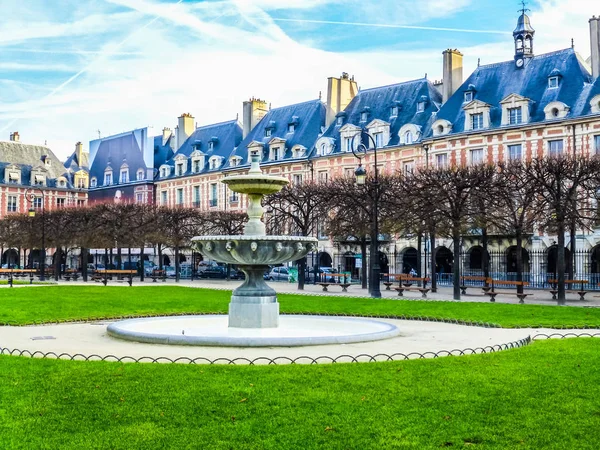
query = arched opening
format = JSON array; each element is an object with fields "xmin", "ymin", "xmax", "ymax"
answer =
[
  {"xmin": 318, "ymin": 252, "xmax": 332, "ymax": 268},
  {"xmin": 162, "ymin": 255, "xmax": 171, "ymax": 267},
  {"xmin": 342, "ymin": 251, "xmax": 356, "ymax": 276},
  {"xmin": 378, "ymin": 251, "xmax": 389, "ymax": 275},
  {"xmin": 468, "ymin": 246, "xmax": 484, "ymax": 271},
  {"xmin": 435, "ymin": 247, "xmax": 453, "ymax": 274},
  {"xmin": 546, "ymin": 245, "xmax": 572, "ymax": 276},
  {"xmin": 1, "ymin": 249, "xmax": 19, "ymax": 267},
  {"xmin": 402, "ymin": 247, "xmax": 418, "ymax": 274},
  {"xmin": 590, "ymin": 245, "xmax": 600, "ymax": 274},
  {"xmin": 28, "ymin": 249, "xmax": 43, "ymax": 269},
  {"xmin": 506, "ymin": 246, "xmax": 530, "ymax": 273}
]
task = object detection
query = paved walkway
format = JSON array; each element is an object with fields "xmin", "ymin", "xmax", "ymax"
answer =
[{"xmin": 3, "ymin": 277, "xmax": 600, "ymax": 307}]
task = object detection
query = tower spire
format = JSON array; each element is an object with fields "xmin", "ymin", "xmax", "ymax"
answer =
[{"xmin": 513, "ymin": 1, "xmax": 535, "ymax": 68}]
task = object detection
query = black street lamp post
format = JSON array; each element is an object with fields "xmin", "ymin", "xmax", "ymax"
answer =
[
  {"xmin": 352, "ymin": 130, "xmax": 382, "ymax": 299},
  {"xmin": 25, "ymin": 188, "xmax": 46, "ymax": 281}
]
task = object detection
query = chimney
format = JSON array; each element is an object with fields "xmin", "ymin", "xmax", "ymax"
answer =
[
  {"xmin": 177, "ymin": 113, "xmax": 194, "ymax": 150},
  {"xmin": 242, "ymin": 98, "xmax": 268, "ymax": 138},
  {"xmin": 590, "ymin": 16, "xmax": 600, "ymax": 79},
  {"xmin": 75, "ymin": 141, "xmax": 84, "ymax": 165},
  {"xmin": 162, "ymin": 127, "xmax": 172, "ymax": 146},
  {"xmin": 442, "ymin": 49, "xmax": 464, "ymax": 103},
  {"xmin": 326, "ymin": 73, "xmax": 358, "ymax": 128},
  {"xmin": 9, "ymin": 131, "xmax": 20, "ymax": 142}
]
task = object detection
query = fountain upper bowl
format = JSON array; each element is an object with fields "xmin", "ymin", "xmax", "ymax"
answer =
[
  {"xmin": 222, "ymin": 174, "xmax": 289, "ymax": 195},
  {"xmin": 192, "ymin": 235, "xmax": 317, "ymax": 266}
]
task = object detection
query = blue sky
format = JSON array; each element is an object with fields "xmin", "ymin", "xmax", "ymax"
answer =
[{"xmin": 0, "ymin": 0, "xmax": 596, "ymax": 159}]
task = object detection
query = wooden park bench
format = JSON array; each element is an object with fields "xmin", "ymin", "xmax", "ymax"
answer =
[
  {"xmin": 151, "ymin": 269, "xmax": 167, "ymax": 282},
  {"xmin": 547, "ymin": 279, "xmax": 589, "ymax": 301},
  {"xmin": 0, "ymin": 268, "xmax": 37, "ymax": 286},
  {"xmin": 484, "ymin": 278, "xmax": 530, "ymax": 303},
  {"xmin": 64, "ymin": 269, "xmax": 80, "ymax": 282},
  {"xmin": 95, "ymin": 269, "xmax": 136, "ymax": 286},
  {"xmin": 395, "ymin": 276, "xmax": 431, "ymax": 298},
  {"xmin": 318, "ymin": 273, "xmax": 352, "ymax": 292},
  {"xmin": 460, "ymin": 275, "xmax": 489, "ymax": 295}
]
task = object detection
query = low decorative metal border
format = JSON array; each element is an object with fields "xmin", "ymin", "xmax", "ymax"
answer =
[{"xmin": 0, "ymin": 337, "xmax": 532, "ymax": 365}]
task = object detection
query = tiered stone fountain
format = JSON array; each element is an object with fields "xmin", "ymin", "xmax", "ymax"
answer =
[{"xmin": 107, "ymin": 150, "xmax": 400, "ymax": 346}]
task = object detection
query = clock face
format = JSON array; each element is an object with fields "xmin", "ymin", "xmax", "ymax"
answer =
[{"xmin": 516, "ymin": 58, "xmax": 524, "ymax": 68}]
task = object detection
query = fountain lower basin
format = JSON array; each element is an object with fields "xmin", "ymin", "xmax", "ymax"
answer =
[{"xmin": 107, "ymin": 315, "xmax": 401, "ymax": 347}]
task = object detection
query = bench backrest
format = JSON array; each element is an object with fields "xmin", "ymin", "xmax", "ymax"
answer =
[{"xmin": 487, "ymin": 278, "xmax": 529, "ymax": 286}]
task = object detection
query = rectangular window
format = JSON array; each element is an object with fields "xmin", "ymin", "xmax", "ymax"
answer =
[
  {"xmin": 336, "ymin": 116, "xmax": 343, "ymax": 126},
  {"xmin": 594, "ymin": 135, "xmax": 600, "ymax": 155},
  {"xmin": 360, "ymin": 112, "xmax": 368, "ymax": 122},
  {"xmin": 391, "ymin": 106, "xmax": 398, "ymax": 117},
  {"xmin": 193, "ymin": 186, "xmax": 200, "ymax": 206},
  {"xmin": 120, "ymin": 170, "xmax": 128, "ymax": 183},
  {"xmin": 271, "ymin": 148, "xmax": 280, "ymax": 160},
  {"xmin": 293, "ymin": 174, "xmax": 302, "ymax": 185},
  {"xmin": 470, "ymin": 148, "xmax": 484, "ymax": 165},
  {"xmin": 403, "ymin": 161, "xmax": 414, "ymax": 175},
  {"xmin": 105, "ymin": 173, "xmax": 112, "ymax": 185},
  {"xmin": 288, "ymin": 123, "xmax": 295, "ymax": 133},
  {"xmin": 548, "ymin": 77, "xmax": 559, "ymax": 89},
  {"xmin": 436, "ymin": 153, "xmax": 448, "ymax": 168},
  {"xmin": 508, "ymin": 107, "xmax": 522, "ymax": 125},
  {"xmin": 508, "ymin": 144, "xmax": 522, "ymax": 160},
  {"xmin": 345, "ymin": 138, "xmax": 352, "ymax": 152},
  {"xmin": 210, "ymin": 184, "xmax": 218, "ymax": 207},
  {"xmin": 77, "ymin": 178, "xmax": 86, "ymax": 188},
  {"xmin": 176, "ymin": 188, "xmax": 183, "ymax": 205},
  {"xmin": 34, "ymin": 197, "xmax": 43, "ymax": 210},
  {"xmin": 161, "ymin": 191, "xmax": 167, "ymax": 205},
  {"xmin": 176, "ymin": 163, "xmax": 183, "ymax": 176},
  {"xmin": 265, "ymin": 129, "xmax": 272, "ymax": 138},
  {"xmin": 7, "ymin": 195, "xmax": 17, "ymax": 213},
  {"xmin": 464, "ymin": 91, "xmax": 473, "ymax": 103},
  {"xmin": 136, "ymin": 193, "xmax": 143, "ymax": 203},
  {"xmin": 374, "ymin": 133, "xmax": 383, "ymax": 148},
  {"xmin": 193, "ymin": 160, "xmax": 201, "ymax": 173},
  {"xmin": 56, "ymin": 198, "xmax": 65, "ymax": 208},
  {"xmin": 471, "ymin": 113, "xmax": 484, "ymax": 130},
  {"xmin": 318, "ymin": 171, "xmax": 328, "ymax": 183},
  {"xmin": 230, "ymin": 191, "xmax": 239, "ymax": 203},
  {"xmin": 137, "ymin": 170, "xmax": 144, "ymax": 181},
  {"xmin": 548, "ymin": 139, "xmax": 563, "ymax": 156},
  {"xmin": 417, "ymin": 102, "xmax": 425, "ymax": 112}
]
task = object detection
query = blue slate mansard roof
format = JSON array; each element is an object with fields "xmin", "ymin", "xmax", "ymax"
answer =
[
  {"xmin": 431, "ymin": 48, "xmax": 594, "ymax": 137},
  {"xmin": 223, "ymin": 100, "xmax": 325, "ymax": 170},
  {"xmin": 316, "ymin": 78, "xmax": 442, "ymax": 154},
  {"xmin": 161, "ymin": 120, "xmax": 242, "ymax": 177},
  {"xmin": 153, "ymin": 134, "xmax": 174, "ymax": 173}
]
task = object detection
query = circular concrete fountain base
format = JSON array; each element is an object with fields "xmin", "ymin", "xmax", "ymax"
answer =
[{"xmin": 107, "ymin": 315, "xmax": 401, "ymax": 347}]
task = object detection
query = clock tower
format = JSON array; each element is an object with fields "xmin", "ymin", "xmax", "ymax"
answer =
[{"xmin": 513, "ymin": 3, "xmax": 535, "ymax": 69}]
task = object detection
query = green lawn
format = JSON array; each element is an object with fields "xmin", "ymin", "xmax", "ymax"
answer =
[
  {"xmin": 0, "ymin": 339, "xmax": 599, "ymax": 449},
  {"xmin": 1, "ymin": 285, "xmax": 600, "ymax": 328}
]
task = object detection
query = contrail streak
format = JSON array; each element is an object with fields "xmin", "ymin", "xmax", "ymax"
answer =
[
  {"xmin": 0, "ymin": 0, "xmax": 184, "ymax": 134},
  {"xmin": 5, "ymin": 49, "xmax": 143, "ymax": 56},
  {"xmin": 272, "ymin": 18, "xmax": 511, "ymax": 35}
]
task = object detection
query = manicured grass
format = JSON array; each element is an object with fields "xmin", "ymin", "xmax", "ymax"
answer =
[
  {"xmin": 0, "ymin": 339, "xmax": 598, "ymax": 449},
  {"xmin": 1, "ymin": 285, "xmax": 600, "ymax": 328},
  {"xmin": 0, "ymin": 280, "xmax": 55, "ymax": 286}
]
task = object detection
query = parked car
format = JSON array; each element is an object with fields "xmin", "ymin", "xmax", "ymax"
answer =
[
  {"xmin": 1, "ymin": 263, "xmax": 20, "ymax": 269},
  {"xmin": 164, "ymin": 266, "xmax": 176, "ymax": 278},
  {"xmin": 198, "ymin": 265, "xmax": 227, "ymax": 279},
  {"xmin": 265, "ymin": 266, "xmax": 291, "ymax": 281}
]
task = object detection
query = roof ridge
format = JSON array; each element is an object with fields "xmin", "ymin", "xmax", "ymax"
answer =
[
  {"xmin": 477, "ymin": 48, "xmax": 573, "ymax": 70},
  {"xmin": 193, "ymin": 119, "xmax": 239, "ymax": 131},
  {"xmin": 268, "ymin": 99, "xmax": 321, "ymax": 112},
  {"xmin": 358, "ymin": 77, "xmax": 428, "ymax": 94}
]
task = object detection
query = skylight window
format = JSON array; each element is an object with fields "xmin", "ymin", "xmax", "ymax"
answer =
[
  {"xmin": 548, "ymin": 77, "xmax": 559, "ymax": 89},
  {"xmin": 464, "ymin": 91, "xmax": 473, "ymax": 103}
]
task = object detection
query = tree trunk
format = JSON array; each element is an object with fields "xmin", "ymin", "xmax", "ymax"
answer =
[
  {"xmin": 557, "ymin": 220, "xmax": 566, "ymax": 305},
  {"xmin": 417, "ymin": 232, "xmax": 422, "ymax": 277},
  {"xmin": 81, "ymin": 247, "xmax": 88, "ymax": 282},
  {"xmin": 297, "ymin": 256, "xmax": 306, "ymax": 290},
  {"xmin": 360, "ymin": 239, "xmax": 368, "ymax": 290},
  {"xmin": 175, "ymin": 246, "xmax": 180, "ymax": 282},
  {"xmin": 452, "ymin": 228, "xmax": 461, "ymax": 300},
  {"xmin": 516, "ymin": 231, "xmax": 524, "ymax": 294},
  {"xmin": 139, "ymin": 247, "xmax": 145, "ymax": 281},
  {"xmin": 158, "ymin": 245, "xmax": 163, "ymax": 270},
  {"xmin": 569, "ymin": 218, "xmax": 576, "ymax": 288},
  {"xmin": 430, "ymin": 232, "xmax": 437, "ymax": 293},
  {"xmin": 54, "ymin": 246, "xmax": 61, "ymax": 281},
  {"xmin": 116, "ymin": 247, "xmax": 122, "ymax": 270},
  {"xmin": 482, "ymin": 227, "xmax": 490, "ymax": 282}
]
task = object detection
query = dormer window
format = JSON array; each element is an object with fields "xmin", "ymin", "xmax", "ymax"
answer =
[
  {"xmin": 45, "ymin": 158, "xmax": 51, "ymax": 167},
  {"xmin": 137, "ymin": 169, "xmax": 145, "ymax": 181},
  {"xmin": 120, "ymin": 169, "xmax": 129, "ymax": 183},
  {"xmin": 34, "ymin": 174, "xmax": 45, "ymax": 186},
  {"xmin": 417, "ymin": 102, "xmax": 425, "ymax": 113},
  {"xmin": 390, "ymin": 106, "xmax": 399, "ymax": 117},
  {"xmin": 265, "ymin": 128, "xmax": 272, "ymax": 138},
  {"xmin": 209, "ymin": 157, "xmax": 222, "ymax": 170},
  {"xmin": 104, "ymin": 171, "xmax": 113, "ymax": 185},
  {"xmin": 287, "ymin": 123, "xmax": 295, "ymax": 133},
  {"xmin": 508, "ymin": 107, "xmax": 522, "ymax": 125},
  {"xmin": 90, "ymin": 177, "xmax": 97, "ymax": 188},
  {"xmin": 374, "ymin": 133, "xmax": 383, "ymax": 148},
  {"xmin": 464, "ymin": 91, "xmax": 473, "ymax": 103},
  {"xmin": 230, "ymin": 156, "xmax": 241, "ymax": 167},
  {"xmin": 543, "ymin": 101, "xmax": 570, "ymax": 120},
  {"xmin": 404, "ymin": 131, "xmax": 413, "ymax": 145},
  {"xmin": 471, "ymin": 113, "xmax": 484, "ymax": 130},
  {"xmin": 336, "ymin": 116, "xmax": 344, "ymax": 126},
  {"xmin": 159, "ymin": 165, "xmax": 170, "ymax": 178},
  {"xmin": 548, "ymin": 77, "xmax": 559, "ymax": 89},
  {"xmin": 175, "ymin": 163, "xmax": 184, "ymax": 176},
  {"xmin": 360, "ymin": 112, "xmax": 368, "ymax": 122},
  {"xmin": 270, "ymin": 147, "xmax": 284, "ymax": 161},
  {"xmin": 208, "ymin": 142, "xmax": 214, "ymax": 151},
  {"xmin": 58, "ymin": 178, "xmax": 66, "ymax": 188},
  {"xmin": 193, "ymin": 159, "xmax": 201, "ymax": 173}
]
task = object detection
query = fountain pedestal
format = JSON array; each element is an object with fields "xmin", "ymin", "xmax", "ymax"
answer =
[{"xmin": 229, "ymin": 265, "xmax": 278, "ymax": 328}]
